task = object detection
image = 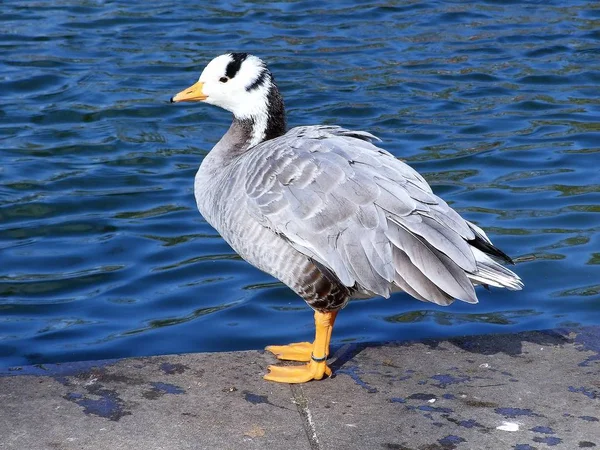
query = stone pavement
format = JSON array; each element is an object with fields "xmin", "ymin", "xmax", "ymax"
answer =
[{"xmin": 0, "ymin": 327, "xmax": 598, "ymax": 450}]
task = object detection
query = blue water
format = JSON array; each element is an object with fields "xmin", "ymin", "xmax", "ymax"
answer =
[{"xmin": 1, "ymin": 0, "xmax": 599, "ymax": 368}]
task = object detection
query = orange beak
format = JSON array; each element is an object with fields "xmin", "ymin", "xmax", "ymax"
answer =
[{"xmin": 170, "ymin": 81, "xmax": 207, "ymax": 103}]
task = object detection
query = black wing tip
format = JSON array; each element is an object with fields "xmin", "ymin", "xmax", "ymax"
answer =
[{"xmin": 468, "ymin": 234, "xmax": 515, "ymax": 265}]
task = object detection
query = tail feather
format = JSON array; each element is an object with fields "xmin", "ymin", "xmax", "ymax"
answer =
[{"xmin": 468, "ymin": 247, "xmax": 524, "ymax": 291}]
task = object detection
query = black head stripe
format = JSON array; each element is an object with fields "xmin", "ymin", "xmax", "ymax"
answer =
[
  {"xmin": 246, "ymin": 69, "xmax": 270, "ymax": 92},
  {"xmin": 226, "ymin": 52, "xmax": 248, "ymax": 79}
]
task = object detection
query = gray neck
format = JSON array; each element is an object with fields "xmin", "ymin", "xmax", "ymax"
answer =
[
  {"xmin": 217, "ymin": 118, "xmax": 256, "ymax": 160},
  {"xmin": 213, "ymin": 82, "xmax": 287, "ymax": 160},
  {"xmin": 198, "ymin": 118, "xmax": 263, "ymax": 178}
]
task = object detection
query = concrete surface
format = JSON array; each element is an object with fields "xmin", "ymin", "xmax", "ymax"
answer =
[{"xmin": 0, "ymin": 327, "xmax": 598, "ymax": 450}]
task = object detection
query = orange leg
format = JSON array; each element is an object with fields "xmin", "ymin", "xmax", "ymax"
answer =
[{"xmin": 264, "ymin": 310, "xmax": 338, "ymax": 383}]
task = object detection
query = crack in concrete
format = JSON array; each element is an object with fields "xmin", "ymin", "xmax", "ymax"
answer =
[{"xmin": 291, "ymin": 384, "xmax": 320, "ymax": 449}]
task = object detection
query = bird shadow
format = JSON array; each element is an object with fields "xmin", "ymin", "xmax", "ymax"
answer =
[{"xmin": 328, "ymin": 327, "xmax": 586, "ymax": 374}]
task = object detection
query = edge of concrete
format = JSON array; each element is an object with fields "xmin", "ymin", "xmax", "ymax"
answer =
[{"xmin": 1, "ymin": 327, "xmax": 598, "ymax": 450}]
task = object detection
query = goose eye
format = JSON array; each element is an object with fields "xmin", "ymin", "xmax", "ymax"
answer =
[{"xmin": 219, "ymin": 77, "xmax": 228, "ymax": 83}]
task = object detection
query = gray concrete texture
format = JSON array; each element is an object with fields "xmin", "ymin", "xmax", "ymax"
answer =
[{"xmin": 0, "ymin": 327, "xmax": 598, "ymax": 450}]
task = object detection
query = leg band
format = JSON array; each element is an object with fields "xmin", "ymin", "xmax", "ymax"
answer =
[{"xmin": 311, "ymin": 353, "xmax": 327, "ymax": 363}]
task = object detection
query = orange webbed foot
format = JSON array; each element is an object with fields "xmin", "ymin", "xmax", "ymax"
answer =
[
  {"xmin": 263, "ymin": 310, "xmax": 337, "ymax": 384},
  {"xmin": 263, "ymin": 360, "xmax": 332, "ymax": 383}
]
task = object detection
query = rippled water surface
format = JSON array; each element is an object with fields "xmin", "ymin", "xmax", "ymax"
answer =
[{"xmin": 1, "ymin": 0, "xmax": 599, "ymax": 367}]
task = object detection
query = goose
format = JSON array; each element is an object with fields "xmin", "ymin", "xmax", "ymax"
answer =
[{"xmin": 170, "ymin": 53, "xmax": 523, "ymax": 383}]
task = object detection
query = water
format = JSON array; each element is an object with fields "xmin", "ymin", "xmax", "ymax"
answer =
[{"xmin": 1, "ymin": 0, "xmax": 599, "ymax": 368}]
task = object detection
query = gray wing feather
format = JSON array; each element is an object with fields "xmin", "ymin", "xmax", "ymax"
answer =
[
  {"xmin": 241, "ymin": 125, "xmax": 520, "ymax": 304},
  {"xmin": 385, "ymin": 221, "xmax": 477, "ymax": 303},
  {"xmin": 401, "ymin": 215, "xmax": 477, "ymax": 272},
  {"xmin": 392, "ymin": 248, "xmax": 455, "ymax": 305}
]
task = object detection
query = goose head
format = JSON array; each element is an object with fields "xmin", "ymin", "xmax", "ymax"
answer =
[{"xmin": 171, "ymin": 53, "xmax": 286, "ymax": 147}]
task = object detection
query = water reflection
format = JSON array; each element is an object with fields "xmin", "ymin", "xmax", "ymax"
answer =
[{"xmin": 384, "ymin": 309, "xmax": 542, "ymax": 326}]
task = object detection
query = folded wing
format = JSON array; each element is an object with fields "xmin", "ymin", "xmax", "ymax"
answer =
[{"xmin": 243, "ymin": 125, "xmax": 522, "ymax": 306}]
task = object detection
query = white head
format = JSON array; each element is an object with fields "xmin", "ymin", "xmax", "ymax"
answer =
[{"xmin": 171, "ymin": 53, "xmax": 285, "ymax": 146}]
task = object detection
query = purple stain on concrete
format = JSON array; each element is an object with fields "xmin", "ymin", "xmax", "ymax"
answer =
[
  {"xmin": 417, "ymin": 405, "xmax": 454, "ymax": 413},
  {"xmin": 389, "ymin": 397, "xmax": 406, "ymax": 403},
  {"xmin": 573, "ymin": 327, "xmax": 600, "ymax": 367},
  {"xmin": 494, "ymin": 407, "xmax": 539, "ymax": 418},
  {"xmin": 458, "ymin": 419, "xmax": 482, "ymax": 429},
  {"xmin": 438, "ymin": 435, "xmax": 465, "ymax": 447},
  {"xmin": 514, "ymin": 445, "xmax": 536, "ymax": 450},
  {"xmin": 408, "ymin": 393, "xmax": 437, "ymax": 401},
  {"xmin": 531, "ymin": 426, "xmax": 554, "ymax": 434},
  {"xmin": 241, "ymin": 391, "xmax": 288, "ymax": 411},
  {"xmin": 65, "ymin": 392, "xmax": 83, "ymax": 400},
  {"xmin": 336, "ymin": 365, "xmax": 377, "ymax": 393},
  {"xmin": 150, "ymin": 382, "xmax": 185, "ymax": 394},
  {"xmin": 244, "ymin": 392, "xmax": 269, "ymax": 405},
  {"xmin": 53, "ymin": 376, "xmax": 71, "ymax": 387},
  {"xmin": 431, "ymin": 374, "xmax": 470, "ymax": 388},
  {"xmin": 569, "ymin": 386, "xmax": 597, "ymax": 399},
  {"xmin": 579, "ymin": 416, "xmax": 599, "ymax": 422},
  {"xmin": 533, "ymin": 436, "xmax": 562, "ymax": 446},
  {"xmin": 443, "ymin": 393, "xmax": 456, "ymax": 400},
  {"xmin": 63, "ymin": 389, "xmax": 131, "ymax": 421},
  {"xmin": 0, "ymin": 359, "xmax": 118, "ymax": 378}
]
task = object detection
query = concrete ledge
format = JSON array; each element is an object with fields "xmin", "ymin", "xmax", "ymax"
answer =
[{"xmin": 1, "ymin": 327, "xmax": 598, "ymax": 449}]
